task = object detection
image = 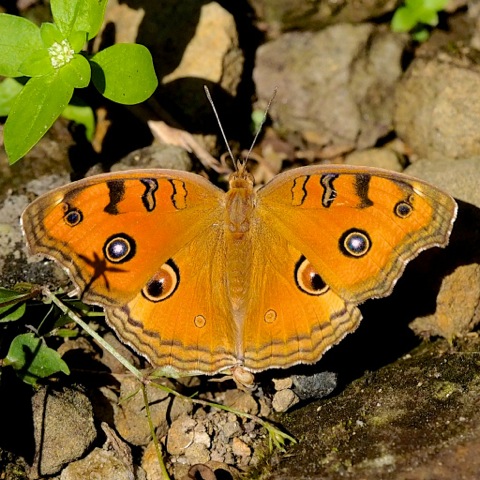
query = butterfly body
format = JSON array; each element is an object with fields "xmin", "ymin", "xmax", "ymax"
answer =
[
  {"xmin": 224, "ymin": 168, "xmax": 256, "ymax": 318},
  {"xmin": 22, "ymin": 164, "xmax": 457, "ymax": 376}
]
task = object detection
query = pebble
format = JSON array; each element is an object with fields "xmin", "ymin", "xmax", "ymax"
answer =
[
  {"xmin": 223, "ymin": 389, "xmax": 259, "ymax": 415},
  {"xmin": 272, "ymin": 389, "xmax": 300, "ymax": 413},
  {"xmin": 272, "ymin": 377, "xmax": 293, "ymax": 390},
  {"xmin": 31, "ymin": 387, "xmax": 96, "ymax": 477},
  {"xmin": 60, "ymin": 448, "xmax": 135, "ymax": 480},
  {"xmin": 232, "ymin": 437, "xmax": 251, "ymax": 460},
  {"xmin": 184, "ymin": 442, "xmax": 211, "ymax": 464},
  {"xmin": 166, "ymin": 416, "xmax": 197, "ymax": 456}
]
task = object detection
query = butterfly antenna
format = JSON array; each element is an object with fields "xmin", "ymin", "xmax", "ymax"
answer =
[
  {"xmin": 204, "ymin": 86, "xmax": 238, "ymax": 170},
  {"xmin": 245, "ymin": 86, "xmax": 277, "ymax": 162}
]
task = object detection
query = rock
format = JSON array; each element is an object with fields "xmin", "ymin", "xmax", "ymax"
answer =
[
  {"xmin": 0, "ymin": 193, "xmax": 30, "ymax": 278},
  {"xmin": 1, "ymin": 172, "xmax": 72, "ymax": 287},
  {"xmin": 166, "ymin": 415, "xmax": 202, "ymax": 459},
  {"xmin": 166, "ymin": 415, "xmax": 197, "ymax": 456},
  {"xmin": 161, "ymin": 3, "xmax": 243, "ymax": 92},
  {"xmin": 152, "ymin": 1, "xmax": 243, "ymax": 129},
  {"xmin": 410, "ymin": 264, "xmax": 480, "ymax": 340},
  {"xmin": 405, "ymin": 157, "xmax": 480, "ymax": 208},
  {"xmin": 101, "ymin": 422, "xmax": 136, "ymax": 472},
  {"xmin": 99, "ymin": 0, "xmax": 243, "ymax": 99},
  {"xmin": 30, "ymin": 387, "xmax": 96, "ymax": 478},
  {"xmin": 0, "ymin": 118, "xmax": 72, "ymax": 197},
  {"xmin": 151, "ymin": 388, "xmax": 264, "ymax": 473},
  {"xmin": 272, "ymin": 377, "xmax": 293, "ymax": 391},
  {"xmin": 254, "ymin": 24, "xmax": 406, "ymax": 152},
  {"xmin": 24, "ymin": 173, "xmax": 71, "ymax": 197},
  {"xmin": 223, "ymin": 389, "xmax": 259, "ymax": 415},
  {"xmin": 221, "ymin": 416, "xmax": 242, "ymax": 439},
  {"xmin": 141, "ymin": 441, "xmax": 169, "ymax": 480},
  {"xmin": 249, "ymin": 0, "xmax": 399, "ymax": 32},
  {"xmin": 56, "ymin": 336, "xmax": 98, "ymax": 361},
  {"xmin": 272, "ymin": 389, "xmax": 299, "ymax": 413},
  {"xmin": 266, "ymin": 336, "xmax": 480, "ymax": 478},
  {"xmin": 184, "ymin": 442, "xmax": 211, "ymax": 464},
  {"xmin": 345, "ymin": 147, "xmax": 405, "ymax": 172},
  {"xmin": 258, "ymin": 395, "xmax": 272, "ymax": 417},
  {"xmin": 395, "ymin": 51, "xmax": 480, "ymax": 161},
  {"xmin": 404, "ymin": 158, "xmax": 480, "ymax": 343},
  {"xmin": 292, "ymin": 371, "xmax": 338, "ymax": 400},
  {"xmin": 93, "ymin": 0, "xmax": 245, "ymax": 152},
  {"xmin": 110, "ymin": 145, "xmax": 193, "ymax": 172},
  {"xmin": 5, "ymin": 173, "xmax": 71, "ymax": 289},
  {"xmin": 114, "ymin": 376, "xmax": 192, "ymax": 446},
  {"xmin": 95, "ymin": 332, "xmax": 142, "ymax": 374},
  {"xmin": 470, "ymin": 2, "xmax": 480, "ymax": 50},
  {"xmin": 60, "ymin": 448, "xmax": 134, "ymax": 480},
  {"xmin": 231, "ymin": 437, "xmax": 251, "ymax": 463}
]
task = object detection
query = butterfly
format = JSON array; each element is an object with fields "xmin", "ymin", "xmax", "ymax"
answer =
[{"xmin": 21, "ymin": 161, "xmax": 457, "ymax": 377}]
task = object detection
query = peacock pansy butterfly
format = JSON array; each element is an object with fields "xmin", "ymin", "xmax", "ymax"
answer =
[{"xmin": 21, "ymin": 162, "xmax": 457, "ymax": 376}]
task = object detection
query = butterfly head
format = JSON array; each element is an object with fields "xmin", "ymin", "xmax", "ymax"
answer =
[{"xmin": 229, "ymin": 159, "xmax": 254, "ymax": 189}]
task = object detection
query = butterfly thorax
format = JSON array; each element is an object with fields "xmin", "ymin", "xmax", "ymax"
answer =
[{"xmin": 226, "ymin": 170, "xmax": 255, "ymax": 240}]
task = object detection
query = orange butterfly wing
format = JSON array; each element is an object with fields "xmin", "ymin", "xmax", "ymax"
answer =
[
  {"xmin": 22, "ymin": 170, "xmax": 240, "ymax": 374},
  {"xmin": 239, "ymin": 165, "xmax": 456, "ymax": 371}
]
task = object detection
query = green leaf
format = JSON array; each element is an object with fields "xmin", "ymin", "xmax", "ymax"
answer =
[
  {"xmin": 4, "ymin": 333, "xmax": 70, "ymax": 385},
  {"xmin": 62, "ymin": 102, "xmax": 95, "ymax": 141},
  {"xmin": 0, "ymin": 303, "xmax": 26, "ymax": 322},
  {"xmin": 0, "ymin": 287, "xmax": 28, "ymax": 322},
  {"xmin": 4, "ymin": 73, "xmax": 74, "ymax": 163},
  {"xmin": 391, "ymin": 7, "xmax": 418, "ymax": 32},
  {"xmin": 0, "ymin": 78, "xmax": 24, "ymax": 116},
  {"xmin": 412, "ymin": 28, "xmax": 430, "ymax": 42},
  {"xmin": 55, "ymin": 328, "xmax": 79, "ymax": 338},
  {"xmin": 0, "ymin": 287, "xmax": 29, "ymax": 305},
  {"xmin": 0, "ymin": 14, "xmax": 43, "ymax": 77},
  {"xmin": 91, "ymin": 44, "xmax": 158, "ymax": 105},
  {"xmin": 18, "ymin": 48, "xmax": 54, "ymax": 77},
  {"xmin": 423, "ymin": 0, "xmax": 448, "ymax": 10},
  {"xmin": 417, "ymin": 9, "xmax": 439, "ymax": 26},
  {"xmin": 60, "ymin": 54, "xmax": 91, "ymax": 88},
  {"xmin": 40, "ymin": 22, "xmax": 63, "ymax": 48},
  {"xmin": 51, "ymin": 0, "xmax": 109, "ymax": 39},
  {"xmin": 69, "ymin": 30, "xmax": 87, "ymax": 52}
]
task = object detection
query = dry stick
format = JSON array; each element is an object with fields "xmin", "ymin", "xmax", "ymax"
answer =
[
  {"xmin": 141, "ymin": 383, "xmax": 171, "ymax": 479},
  {"xmin": 45, "ymin": 287, "xmax": 144, "ymax": 379}
]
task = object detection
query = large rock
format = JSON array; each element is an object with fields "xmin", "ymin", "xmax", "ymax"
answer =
[
  {"xmin": 254, "ymin": 24, "xmax": 407, "ymax": 152},
  {"xmin": 395, "ymin": 51, "xmax": 480, "ymax": 161}
]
